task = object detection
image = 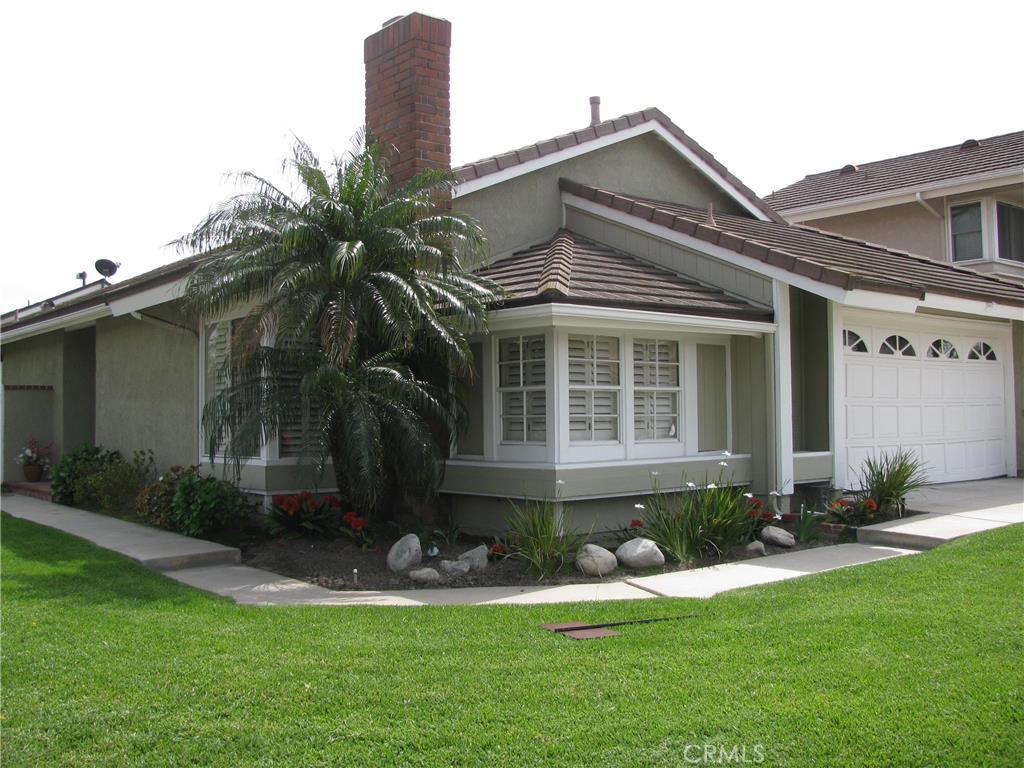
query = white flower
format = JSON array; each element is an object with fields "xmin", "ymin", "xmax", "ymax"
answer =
[
  {"xmin": 555, "ymin": 479, "xmax": 565, "ymax": 486},
  {"xmin": 718, "ymin": 461, "xmax": 729, "ymax": 467},
  {"xmin": 769, "ymin": 490, "xmax": 781, "ymax": 497},
  {"xmin": 686, "ymin": 482, "xmax": 697, "ymax": 489},
  {"xmin": 634, "ymin": 503, "xmax": 646, "ymax": 510},
  {"xmin": 649, "ymin": 471, "xmax": 659, "ymax": 477},
  {"xmin": 744, "ymin": 493, "xmax": 754, "ymax": 499},
  {"xmin": 723, "ymin": 450, "xmax": 732, "ymax": 458},
  {"xmin": 707, "ymin": 483, "xmax": 718, "ymax": 489}
]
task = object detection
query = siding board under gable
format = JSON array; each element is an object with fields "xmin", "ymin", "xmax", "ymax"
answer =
[{"xmin": 564, "ymin": 208, "xmax": 773, "ymax": 306}]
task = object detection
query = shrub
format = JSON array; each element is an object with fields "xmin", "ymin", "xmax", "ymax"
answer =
[
  {"xmin": 854, "ymin": 449, "xmax": 930, "ymax": 518},
  {"xmin": 171, "ymin": 473, "xmax": 249, "ymax": 537},
  {"xmin": 137, "ymin": 466, "xmax": 198, "ymax": 529},
  {"xmin": 796, "ymin": 505, "xmax": 827, "ymax": 542},
  {"xmin": 50, "ymin": 444, "xmax": 122, "ymax": 508},
  {"xmin": 504, "ymin": 497, "xmax": 586, "ymax": 578},
  {"xmin": 827, "ymin": 496, "xmax": 879, "ymax": 526},
  {"xmin": 640, "ymin": 476, "xmax": 760, "ymax": 563},
  {"xmin": 93, "ymin": 450, "xmax": 156, "ymax": 515}
]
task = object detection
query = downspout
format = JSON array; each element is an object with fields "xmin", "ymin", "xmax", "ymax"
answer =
[{"xmin": 914, "ymin": 192, "xmax": 943, "ymax": 220}]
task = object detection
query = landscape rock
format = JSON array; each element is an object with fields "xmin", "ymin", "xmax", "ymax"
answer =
[
  {"xmin": 386, "ymin": 533, "xmax": 422, "ymax": 573},
  {"xmin": 439, "ymin": 559, "xmax": 472, "ymax": 577},
  {"xmin": 408, "ymin": 567, "xmax": 441, "ymax": 585},
  {"xmin": 576, "ymin": 544, "xmax": 618, "ymax": 577},
  {"xmin": 761, "ymin": 525, "xmax": 796, "ymax": 548},
  {"xmin": 615, "ymin": 537, "xmax": 665, "ymax": 569},
  {"xmin": 744, "ymin": 540, "xmax": 767, "ymax": 557},
  {"xmin": 457, "ymin": 544, "xmax": 489, "ymax": 573}
]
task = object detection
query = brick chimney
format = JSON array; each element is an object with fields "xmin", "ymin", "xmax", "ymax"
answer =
[{"xmin": 364, "ymin": 13, "xmax": 452, "ymax": 187}]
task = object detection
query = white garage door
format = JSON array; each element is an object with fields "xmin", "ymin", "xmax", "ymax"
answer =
[{"xmin": 842, "ymin": 319, "xmax": 1008, "ymax": 484}]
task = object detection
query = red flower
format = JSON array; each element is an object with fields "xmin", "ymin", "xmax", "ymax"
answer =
[
  {"xmin": 272, "ymin": 495, "xmax": 287, "ymax": 507},
  {"xmin": 761, "ymin": 510, "xmax": 774, "ymax": 521},
  {"xmin": 342, "ymin": 511, "xmax": 358, "ymax": 525},
  {"xmin": 630, "ymin": 519, "xmax": 643, "ymax": 528},
  {"xmin": 282, "ymin": 496, "xmax": 301, "ymax": 516},
  {"xmin": 324, "ymin": 495, "xmax": 342, "ymax": 509},
  {"xmin": 750, "ymin": 498, "xmax": 765, "ymax": 510},
  {"xmin": 489, "ymin": 543, "xmax": 509, "ymax": 555},
  {"xmin": 865, "ymin": 498, "xmax": 878, "ymax": 511},
  {"xmin": 350, "ymin": 517, "xmax": 368, "ymax": 531},
  {"xmin": 837, "ymin": 499, "xmax": 851, "ymax": 507}
]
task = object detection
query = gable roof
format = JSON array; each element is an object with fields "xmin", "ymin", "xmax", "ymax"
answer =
[
  {"xmin": 561, "ymin": 179, "xmax": 1024, "ymax": 309},
  {"xmin": 765, "ymin": 130, "xmax": 1024, "ymax": 212},
  {"xmin": 475, "ymin": 229, "xmax": 772, "ymax": 321},
  {"xmin": 454, "ymin": 107, "xmax": 785, "ymax": 224}
]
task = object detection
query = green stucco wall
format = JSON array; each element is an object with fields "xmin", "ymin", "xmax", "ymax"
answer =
[
  {"xmin": 455, "ymin": 133, "xmax": 745, "ymax": 261},
  {"xmin": 697, "ymin": 344, "xmax": 728, "ymax": 451},
  {"xmin": 458, "ymin": 342, "xmax": 485, "ymax": 456},
  {"xmin": 790, "ymin": 288, "xmax": 829, "ymax": 452},
  {"xmin": 730, "ymin": 335, "xmax": 774, "ymax": 493},
  {"xmin": 3, "ymin": 332, "xmax": 69, "ymax": 478},
  {"xmin": 94, "ymin": 314, "xmax": 198, "ymax": 471},
  {"xmin": 61, "ymin": 327, "xmax": 96, "ymax": 453}
]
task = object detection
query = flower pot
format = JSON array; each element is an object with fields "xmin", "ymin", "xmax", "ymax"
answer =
[{"xmin": 22, "ymin": 464, "xmax": 43, "ymax": 482}]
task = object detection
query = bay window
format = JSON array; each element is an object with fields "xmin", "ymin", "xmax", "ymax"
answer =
[
  {"xmin": 950, "ymin": 203, "xmax": 983, "ymax": 262},
  {"xmin": 997, "ymin": 202, "xmax": 1024, "ymax": 262}
]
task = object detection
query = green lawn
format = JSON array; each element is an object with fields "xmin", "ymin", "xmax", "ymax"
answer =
[{"xmin": 2, "ymin": 514, "xmax": 1022, "ymax": 767}]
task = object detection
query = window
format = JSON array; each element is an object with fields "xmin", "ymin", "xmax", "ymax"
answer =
[
  {"xmin": 950, "ymin": 203, "xmax": 983, "ymax": 261},
  {"xmin": 203, "ymin": 319, "xmax": 259, "ymax": 457},
  {"xmin": 568, "ymin": 335, "xmax": 620, "ymax": 442},
  {"xmin": 633, "ymin": 339, "xmax": 680, "ymax": 441},
  {"xmin": 879, "ymin": 334, "xmax": 916, "ymax": 357},
  {"xmin": 498, "ymin": 335, "xmax": 546, "ymax": 443},
  {"xmin": 967, "ymin": 342, "xmax": 997, "ymax": 361},
  {"xmin": 927, "ymin": 339, "xmax": 959, "ymax": 360},
  {"xmin": 843, "ymin": 330, "xmax": 868, "ymax": 353},
  {"xmin": 997, "ymin": 202, "xmax": 1024, "ymax": 262}
]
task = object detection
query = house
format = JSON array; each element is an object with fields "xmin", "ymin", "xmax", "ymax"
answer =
[
  {"xmin": 764, "ymin": 132, "xmax": 1024, "ymax": 284},
  {"xmin": 3, "ymin": 12, "xmax": 1022, "ymax": 534}
]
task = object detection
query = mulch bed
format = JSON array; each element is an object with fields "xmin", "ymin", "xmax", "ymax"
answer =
[{"xmin": 237, "ymin": 532, "xmax": 840, "ymax": 592}]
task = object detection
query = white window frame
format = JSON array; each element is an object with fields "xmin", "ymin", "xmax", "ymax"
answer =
[
  {"xmin": 492, "ymin": 329, "xmax": 553, "ymax": 462},
  {"xmin": 947, "ymin": 199, "xmax": 987, "ymax": 264},
  {"xmin": 631, "ymin": 337, "xmax": 683, "ymax": 446},
  {"xmin": 566, "ymin": 333, "xmax": 623, "ymax": 447},
  {"xmin": 944, "ymin": 196, "xmax": 1024, "ymax": 266}
]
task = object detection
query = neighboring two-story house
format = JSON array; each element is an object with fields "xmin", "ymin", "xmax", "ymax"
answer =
[{"xmin": 764, "ymin": 132, "xmax": 1024, "ymax": 284}]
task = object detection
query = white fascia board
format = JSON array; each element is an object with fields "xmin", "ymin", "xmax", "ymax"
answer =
[
  {"xmin": 916, "ymin": 293, "xmax": 1024, "ymax": 322},
  {"xmin": 1, "ymin": 304, "xmax": 111, "ymax": 344},
  {"xmin": 455, "ymin": 120, "xmax": 772, "ymax": 222},
  {"xmin": 778, "ymin": 168, "xmax": 1024, "ymax": 222},
  {"xmin": 486, "ymin": 302, "xmax": 776, "ymax": 336},
  {"xmin": 107, "ymin": 278, "xmax": 187, "ymax": 317}
]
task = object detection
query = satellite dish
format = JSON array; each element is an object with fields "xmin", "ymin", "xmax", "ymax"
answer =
[
  {"xmin": 95, "ymin": 259, "xmax": 120, "ymax": 278},
  {"xmin": 42, "ymin": 300, "xmax": 55, "ymax": 309}
]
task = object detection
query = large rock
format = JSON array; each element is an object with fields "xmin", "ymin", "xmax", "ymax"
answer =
[
  {"xmin": 439, "ymin": 559, "xmax": 472, "ymax": 577},
  {"xmin": 386, "ymin": 533, "xmax": 422, "ymax": 573},
  {"xmin": 761, "ymin": 525, "xmax": 796, "ymax": 548},
  {"xmin": 576, "ymin": 544, "xmax": 618, "ymax": 577},
  {"xmin": 744, "ymin": 540, "xmax": 767, "ymax": 557},
  {"xmin": 615, "ymin": 537, "xmax": 665, "ymax": 569},
  {"xmin": 408, "ymin": 567, "xmax": 441, "ymax": 585},
  {"xmin": 457, "ymin": 544, "xmax": 489, "ymax": 573}
]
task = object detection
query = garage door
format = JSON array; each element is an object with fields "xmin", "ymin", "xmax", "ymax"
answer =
[{"xmin": 842, "ymin": 320, "xmax": 1008, "ymax": 484}]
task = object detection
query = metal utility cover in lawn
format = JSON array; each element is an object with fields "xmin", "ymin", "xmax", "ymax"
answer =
[{"xmin": 561, "ymin": 628, "xmax": 621, "ymax": 640}]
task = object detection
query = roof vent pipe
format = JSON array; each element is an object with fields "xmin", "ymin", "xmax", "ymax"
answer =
[{"xmin": 589, "ymin": 96, "xmax": 601, "ymax": 126}]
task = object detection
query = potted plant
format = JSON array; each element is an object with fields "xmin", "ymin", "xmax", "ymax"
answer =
[{"xmin": 15, "ymin": 438, "xmax": 52, "ymax": 482}]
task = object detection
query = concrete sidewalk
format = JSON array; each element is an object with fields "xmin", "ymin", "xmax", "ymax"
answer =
[{"xmin": 4, "ymin": 482, "xmax": 1020, "ymax": 607}]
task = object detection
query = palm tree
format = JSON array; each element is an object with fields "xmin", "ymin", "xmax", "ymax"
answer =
[{"xmin": 175, "ymin": 135, "xmax": 501, "ymax": 516}]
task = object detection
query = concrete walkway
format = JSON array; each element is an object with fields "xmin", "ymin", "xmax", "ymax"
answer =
[
  {"xmin": 858, "ymin": 477, "xmax": 1023, "ymax": 550},
  {"xmin": 4, "ymin": 477, "xmax": 1021, "ymax": 607},
  {"xmin": 2, "ymin": 494, "xmax": 240, "ymax": 571}
]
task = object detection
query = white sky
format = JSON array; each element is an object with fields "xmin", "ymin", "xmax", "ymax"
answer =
[{"xmin": 2, "ymin": 0, "xmax": 1021, "ymax": 310}]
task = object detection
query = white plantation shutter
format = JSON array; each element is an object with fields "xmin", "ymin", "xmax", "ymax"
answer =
[
  {"xmin": 204, "ymin": 321, "xmax": 230, "ymax": 403},
  {"xmin": 633, "ymin": 339, "xmax": 680, "ymax": 441},
  {"xmin": 567, "ymin": 335, "xmax": 621, "ymax": 442},
  {"xmin": 277, "ymin": 336, "xmax": 319, "ymax": 458},
  {"xmin": 498, "ymin": 334, "xmax": 546, "ymax": 444}
]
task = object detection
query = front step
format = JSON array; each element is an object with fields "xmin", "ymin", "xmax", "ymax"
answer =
[{"xmin": 5, "ymin": 481, "xmax": 52, "ymax": 502}]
